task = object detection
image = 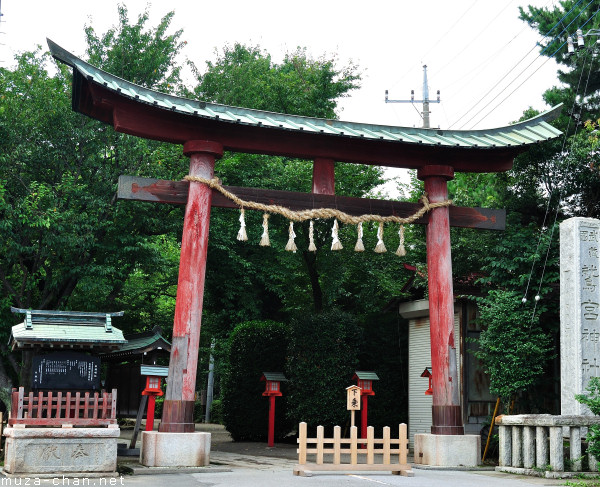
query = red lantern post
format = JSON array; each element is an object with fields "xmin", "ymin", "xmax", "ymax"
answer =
[
  {"xmin": 261, "ymin": 372, "xmax": 287, "ymax": 447},
  {"xmin": 421, "ymin": 367, "xmax": 433, "ymax": 395},
  {"xmin": 352, "ymin": 371, "xmax": 379, "ymax": 445},
  {"xmin": 141, "ymin": 365, "xmax": 168, "ymax": 432}
]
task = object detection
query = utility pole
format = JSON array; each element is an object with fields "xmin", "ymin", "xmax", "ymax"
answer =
[
  {"xmin": 204, "ymin": 338, "xmax": 215, "ymax": 423},
  {"xmin": 567, "ymin": 28, "xmax": 600, "ymax": 54},
  {"xmin": 0, "ymin": 0, "xmax": 4, "ymax": 64},
  {"xmin": 385, "ymin": 65, "xmax": 440, "ymax": 129}
]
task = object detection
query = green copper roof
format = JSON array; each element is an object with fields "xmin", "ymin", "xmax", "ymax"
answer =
[
  {"xmin": 140, "ymin": 365, "xmax": 169, "ymax": 377},
  {"xmin": 353, "ymin": 371, "xmax": 380, "ymax": 381},
  {"xmin": 10, "ymin": 307, "xmax": 127, "ymax": 350},
  {"xmin": 48, "ymin": 39, "xmax": 562, "ymax": 151},
  {"xmin": 262, "ymin": 372, "xmax": 288, "ymax": 382},
  {"xmin": 99, "ymin": 326, "xmax": 171, "ymax": 359}
]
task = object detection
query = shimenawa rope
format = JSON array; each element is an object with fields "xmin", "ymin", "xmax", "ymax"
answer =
[{"xmin": 184, "ymin": 176, "xmax": 452, "ymax": 225}]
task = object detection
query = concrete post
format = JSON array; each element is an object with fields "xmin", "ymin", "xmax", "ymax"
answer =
[
  {"xmin": 570, "ymin": 427, "xmax": 582, "ymax": 471},
  {"xmin": 523, "ymin": 426, "xmax": 535, "ymax": 469},
  {"xmin": 499, "ymin": 425, "xmax": 512, "ymax": 467},
  {"xmin": 512, "ymin": 426, "xmax": 523, "ymax": 468},
  {"xmin": 536, "ymin": 426, "xmax": 549, "ymax": 469},
  {"xmin": 549, "ymin": 426, "xmax": 564, "ymax": 472}
]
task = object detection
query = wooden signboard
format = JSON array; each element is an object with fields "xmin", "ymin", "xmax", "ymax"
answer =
[
  {"xmin": 347, "ymin": 385, "xmax": 361, "ymax": 411},
  {"xmin": 32, "ymin": 351, "xmax": 100, "ymax": 390}
]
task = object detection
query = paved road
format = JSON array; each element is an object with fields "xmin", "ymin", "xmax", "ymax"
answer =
[
  {"xmin": 118, "ymin": 467, "xmax": 568, "ymax": 487},
  {"xmin": 13, "ymin": 425, "xmax": 570, "ymax": 487},
  {"xmin": 110, "ymin": 451, "xmax": 569, "ymax": 487}
]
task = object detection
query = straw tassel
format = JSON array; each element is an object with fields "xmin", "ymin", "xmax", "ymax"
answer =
[
  {"xmin": 354, "ymin": 222, "xmax": 365, "ymax": 252},
  {"xmin": 331, "ymin": 219, "xmax": 343, "ymax": 250},
  {"xmin": 285, "ymin": 221, "xmax": 297, "ymax": 252},
  {"xmin": 259, "ymin": 213, "xmax": 270, "ymax": 247},
  {"xmin": 237, "ymin": 208, "xmax": 248, "ymax": 241},
  {"xmin": 374, "ymin": 221, "xmax": 387, "ymax": 253},
  {"xmin": 396, "ymin": 225, "xmax": 407, "ymax": 257},
  {"xmin": 308, "ymin": 220, "xmax": 317, "ymax": 252}
]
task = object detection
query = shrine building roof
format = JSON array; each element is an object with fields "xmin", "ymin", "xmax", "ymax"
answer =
[
  {"xmin": 99, "ymin": 326, "xmax": 171, "ymax": 361},
  {"xmin": 48, "ymin": 39, "xmax": 563, "ymax": 173},
  {"xmin": 9, "ymin": 307, "xmax": 127, "ymax": 351}
]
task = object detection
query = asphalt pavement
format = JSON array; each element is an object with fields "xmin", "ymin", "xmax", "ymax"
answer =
[
  {"xmin": 3, "ymin": 424, "xmax": 575, "ymax": 486},
  {"xmin": 109, "ymin": 423, "xmax": 572, "ymax": 487}
]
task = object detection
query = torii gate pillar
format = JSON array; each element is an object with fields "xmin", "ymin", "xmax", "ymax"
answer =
[
  {"xmin": 418, "ymin": 165, "xmax": 463, "ymax": 435},
  {"xmin": 160, "ymin": 140, "xmax": 223, "ymax": 433}
]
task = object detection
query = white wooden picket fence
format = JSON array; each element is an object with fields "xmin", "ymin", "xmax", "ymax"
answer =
[{"xmin": 294, "ymin": 422, "xmax": 413, "ymax": 476}]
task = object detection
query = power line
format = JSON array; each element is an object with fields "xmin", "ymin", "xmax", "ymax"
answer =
[
  {"xmin": 431, "ymin": 0, "xmax": 520, "ymax": 80},
  {"xmin": 465, "ymin": 3, "xmax": 599, "ymax": 128},
  {"xmin": 386, "ymin": 1, "xmax": 480, "ymax": 93},
  {"xmin": 529, "ymin": 32, "xmax": 598, "ymax": 319},
  {"xmin": 450, "ymin": 0, "xmax": 593, "ymax": 129}
]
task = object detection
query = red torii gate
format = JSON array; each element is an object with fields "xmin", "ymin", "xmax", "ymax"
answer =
[{"xmin": 49, "ymin": 40, "xmax": 562, "ymax": 435}]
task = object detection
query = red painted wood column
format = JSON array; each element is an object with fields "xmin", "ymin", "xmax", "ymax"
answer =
[
  {"xmin": 312, "ymin": 157, "xmax": 335, "ymax": 195},
  {"xmin": 146, "ymin": 395, "xmax": 156, "ymax": 431},
  {"xmin": 361, "ymin": 394, "xmax": 368, "ymax": 444},
  {"xmin": 160, "ymin": 140, "xmax": 223, "ymax": 433},
  {"xmin": 417, "ymin": 165, "xmax": 463, "ymax": 435},
  {"xmin": 268, "ymin": 395, "xmax": 276, "ymax": 447}
]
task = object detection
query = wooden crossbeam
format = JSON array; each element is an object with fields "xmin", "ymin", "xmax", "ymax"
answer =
[{"xmin": 117, "ymin": 175, "xmax": 505, "ymax": 231}]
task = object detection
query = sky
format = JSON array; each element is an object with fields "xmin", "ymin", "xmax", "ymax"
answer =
[{"xmin": 0, "ymin": 0, "xmax": 566, "ymax": 190}]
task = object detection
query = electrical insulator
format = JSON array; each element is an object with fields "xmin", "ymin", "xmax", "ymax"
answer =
[
  {"xmin": 437, "ymin": 90, "xmax": 441, "ymax": 102},
  {"xmin": 577, "ymin": 29, "xmax": 585, "ymax": 48},
  {"xmin": 567, "ymin": 36, "xmax": 575, "ymax": 54},
  {"xmin": 385, "ymin": 89, "xmax": 388, "ymax": 102},
  {"xmin": 410, "ymin": 89, "xmax": 414, "ymax": 101}
]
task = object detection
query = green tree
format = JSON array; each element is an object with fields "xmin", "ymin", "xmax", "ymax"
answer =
[
  {"xmin": 575, "ymin": 377, "xmax": 600, "ymax": 466},
  {"xmin": 518, "ymin": 2, "xmax": 600, "ymax": 218},
  {"xmin": 0, "ymin": 7, "xmax": 188, "ymax": 386},
  {"xmin": 473, "ymin": 290, "xmax": 553, "ymax": 404},
  {"xmin": 195, "ymin": 43, "xmax": 399, "ymax": 325}
]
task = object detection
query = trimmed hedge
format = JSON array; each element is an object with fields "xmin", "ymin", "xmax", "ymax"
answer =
[
  {"xmin": 286, "ymin": 309, "xmax": 361, "ymax": 431},
  {"xmin": 221, "ymin": 320, "xmax": 293, "ymax": 441}
]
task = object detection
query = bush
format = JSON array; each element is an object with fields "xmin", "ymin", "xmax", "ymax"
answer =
[
  {"xmin": 356, "ymin": 312, "xmax": 408, "ymax": 427},
  {"xmin": 210, "ymin": 398, "xmax": 224, "ymax": 425},
  {"xmin": 154, "ymin": 396, "xmax": 164, "ymax": 418},
  {"xmin": 286, "ymin": 309, "xmax": 361, "ymax": 431},
  {"xmin": 473, "ymin": 290, "xmax": 553, "ymax": 404},
  {"xmin": 194, "ymin": 397, "xmax": 204, "ymax": 423},
  {"xmin": 576, "ymin": 377, "xmax": 600, "ymax": 466},
  {"xmin": 221, "ymin": 320, "xmax": 292, "ymax": 441}
]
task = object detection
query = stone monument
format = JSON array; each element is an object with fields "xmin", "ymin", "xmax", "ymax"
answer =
[{"xmin": 560, "ymin": 217, "xmax": 600, "ymax": 414}]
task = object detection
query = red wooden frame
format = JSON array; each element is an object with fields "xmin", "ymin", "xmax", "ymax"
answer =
[{"xmin": 9, "ymin": 387, "xmax": 117, "ymax": 427}]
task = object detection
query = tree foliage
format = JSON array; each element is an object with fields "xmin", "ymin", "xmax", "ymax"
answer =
[
  {"xmin": 0, "ymin": 7, "xmax": 189, "ymax": 385},
  {"xmin": 473, "ymin": 290, "xmax": 553, "ymax": 403},
  {"xmin": 575, "ymin": 377, "xmax": 600, "ymax": 464}
]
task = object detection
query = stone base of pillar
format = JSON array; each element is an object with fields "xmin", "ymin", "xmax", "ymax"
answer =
[
  {"xmin": 414, "ymin": 434, "xmax": 480, "ymax": 467},
  {"xmin": 3, "ymin": 426, "xmax": 120, "ymax": 476},
  {"xmin": 140, "ymin": 431, "xmax": 211, "ymax": 467}
]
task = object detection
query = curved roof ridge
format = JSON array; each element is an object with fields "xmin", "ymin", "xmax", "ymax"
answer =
[
  {"xmin": 47, "ymin": 39, "xmax": 563, "ymax": 172},
  {"xmin": 48, "ymin": 38, "xmax": 562, "ymax": 139}
]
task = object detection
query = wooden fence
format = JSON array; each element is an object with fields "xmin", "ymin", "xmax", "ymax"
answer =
[
  {"xmin": 9, "ymin": 387, "xmax": 117, "ymax": 427},
  {"xmin": 294, "ymin": 422, "xmax": 413, "ymax": 476}
]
